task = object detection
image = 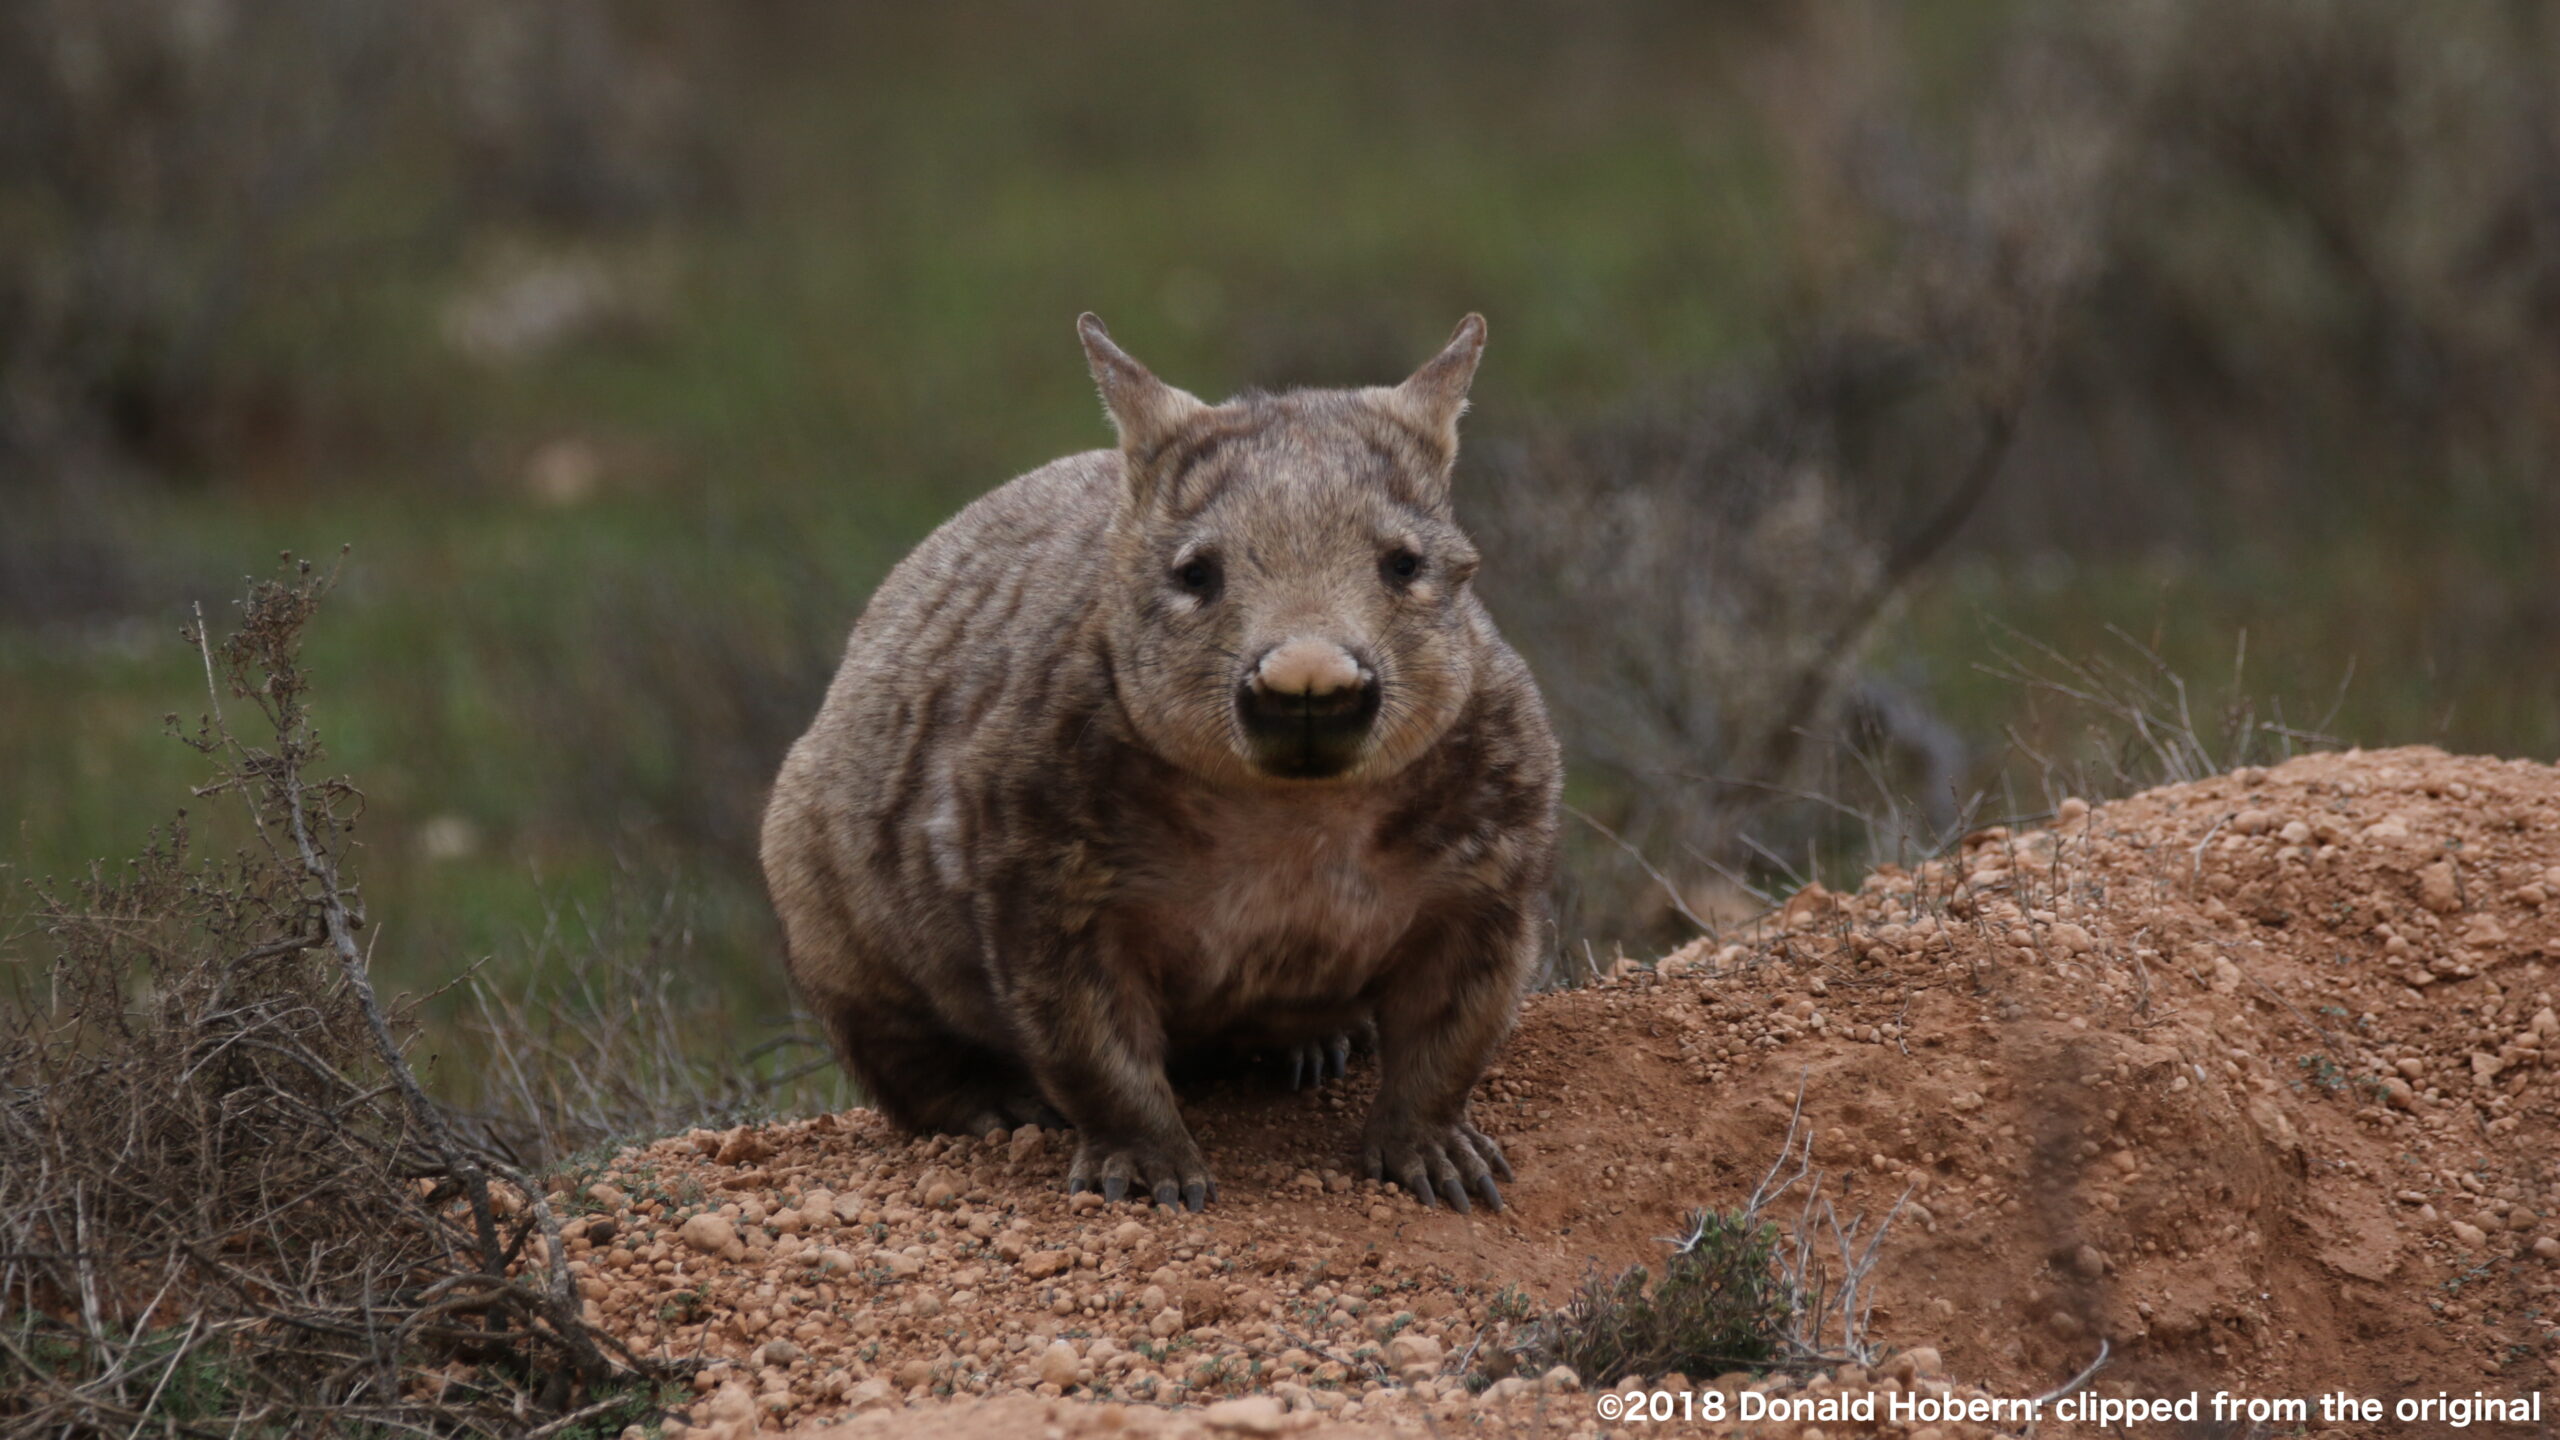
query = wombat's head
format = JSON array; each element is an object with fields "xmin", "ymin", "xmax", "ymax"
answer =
[{"xmin": 1078, "ymin": 313, "xmax": 1494, "ymax": 786}]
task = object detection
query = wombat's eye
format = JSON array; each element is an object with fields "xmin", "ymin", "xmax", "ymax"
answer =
[
  {"xmin": 1173, "ymin": 556, "xmax": 1220, "ymax": 595},
  {"xmin": 1382, "ymin": 548, "xmax": 1424, "ymax": 585}
]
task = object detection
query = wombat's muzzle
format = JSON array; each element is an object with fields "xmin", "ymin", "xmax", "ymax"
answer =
[{"xmin": 1238, "ymin": 641, "xmax": 1380, "ymax": 779}]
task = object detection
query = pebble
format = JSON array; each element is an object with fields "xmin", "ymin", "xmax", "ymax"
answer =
[
  {"xmin": 1037, "ymin": 1340, "xmax": 1081, "ymax": 1389},
  {"xmin": 1203, "ymin": 1396, "xmax": 1288, "ymax": 1434},
  {"xmin": 678, "ymin": 1213, "xmax": 739, "ymax": 1258}
]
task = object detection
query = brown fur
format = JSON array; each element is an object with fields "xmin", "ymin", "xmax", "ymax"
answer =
[{"xmin": 760, "ymin": 314, "xmax": 1560, "ymax": 1211}]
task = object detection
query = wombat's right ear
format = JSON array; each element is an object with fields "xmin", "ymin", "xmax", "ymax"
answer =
[{"xmin": 1078, "ymin": 313, "xmax": 1206, "ymax": 465}]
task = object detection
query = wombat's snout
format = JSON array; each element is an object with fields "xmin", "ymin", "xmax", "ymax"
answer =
[{"xmin": 1239, "ymin": 639, "xmax": 1380, "ymax": 779}]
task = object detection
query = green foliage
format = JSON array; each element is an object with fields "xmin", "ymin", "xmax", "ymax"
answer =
[{"xmin": 1527, "ymin": 1207, "xmax": 1791, "ymax": 1385}]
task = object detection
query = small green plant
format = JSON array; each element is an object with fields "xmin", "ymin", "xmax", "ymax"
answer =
[
  {"xmin": 1486, "ymin": 1285, "xmax": 1540, "ymax": 1323},
  {"xmin": 1523, "ymin": 1207, "xmax": 1790, "ymax": 1384},
  {"xmin": 2296, "ymin": 1053, "xmax": 2350, "ymax": 1094}
]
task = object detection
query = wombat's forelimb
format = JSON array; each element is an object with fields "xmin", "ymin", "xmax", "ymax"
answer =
[
  {"xmin": 1357, "ymin": 903, "xmax": 1535, "ymax": 1212},
  {"xmin": 1001, "ymin": 933, "xmax": 1218, "ymax": 1210}
]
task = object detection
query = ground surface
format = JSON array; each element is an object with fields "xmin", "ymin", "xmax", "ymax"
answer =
[{"xmin": 554, "ymin": 748, "xmax": 2560, "ymax": 1438}]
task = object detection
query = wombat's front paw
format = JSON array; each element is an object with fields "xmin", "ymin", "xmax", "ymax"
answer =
[
  {"xmin": 1285, "ymin": 1033, "xmax": 1354, "ymax": 1091},
  {"xmin": 1362, "ymin": 1117, "xmax": 1513, "ymax": 1213},
  {"xmin": 1067, "ymin": 1135, "xmax": 1217, "ymax": 1211}
]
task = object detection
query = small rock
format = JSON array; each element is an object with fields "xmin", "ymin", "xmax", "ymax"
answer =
[
  {"xmin": 1541, "ymin": 1365, "xmax": 1582, "ymax": 1393},
  {"xmin": 1110, "ymin": 1220, "xmax": 1149, "ymax": 1249},
  {"xmin": 846, "ymin": 1377, "xmax": 897, "ymax": 1413},
  {"xmin": 2532, "ymin": 1237, "xmax": 2559, "ymax": 1261},
  {"xmin": 678, "ymin": 1214, "xmax": 739, "ymax": 1258},
  {"xmin": 2278, "ymin": 819, "xmax": 2313, "ymax": 846},
  {"xmin": 2232, "ymin": 809, "xmax": 2274, "ymax": 836},
  {"xmin": 1385, "ymin": 1333, "xmax": 1443, "ymax": 1371},
  {"xmin": 587, "ymin": 1183, "xmax": 629, "ymax": 1212},
  {"xmin": 2450, "ymin": 1220, "xmax": 2488, "ymax": 1248},
  {"xmin": 2210, "ymin": 955, "xmax": 2242, "ymax": 994},
  {"xmin": 2071, "ymin": 1244, "xmax": 2108, "ymax": 1278},
  {"xmin": 893, "ymin": 1358, "xmax": 934, "ymax": 1390},
  {"xmin": 1037, "ymin": 1340, "xmax": 1081, "ymax": 1389},
  {"xmin": 1009, "ymin": 1125, "xmax": 1049, "ymax": 1164},
  {"xmin": 1203, "ymin": 1396, "xmax": 1288, "ymax": 1435},
  {"xmin": 2055, "ymin": 796, "xmax": 2090, "ymax": 824},
  {"xmin": 715, "ymin": 1129, "xmax": 772, "ymax": 1166},
  {"xmin": 758, "ymin": 1339, "xmax": 802, "ymax": 1366},
  {"xmin": 2418, "ymin": 862, "xmax": 2462, "ymax": 915}
]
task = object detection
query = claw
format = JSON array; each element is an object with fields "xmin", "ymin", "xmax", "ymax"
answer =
[
  {"xmin": 1404, "ymin": 1171, "xmax": 1436, "ymax": 1208},
  {"xmin": 1153, "ymin": 1179, "xmax": 1179, "ymax": 1208},
  {"xmin": 1326, "ymin": 1035, "xmax": 1349, "ymax": 1079},
  {"xmin": 1182, "ymin": 1180, "xmax": 1207, "ymax": 1212},
  {"xmin": 1204, "ymin": 1180, "xmax": 1219, "ymax": 1204},
  {"xmin": 1475, "ymin": 1175, "xmax": 1504, "ymax": 1211},
  {"xmin": 1289, "ymin": 1047, "xmax": 1308, "ymax": 1091},
  {"xmin": 1102, "ymin": 1174, "xmax": 1128, "ymax": 1203},
  {"xmin": 1445, "ymin": 1177, "xmax": 1472, "ymax": 1214},
  {"xmin": 1069, "ymin": 1175, "xmax": 1094, "ymax": 1194}
]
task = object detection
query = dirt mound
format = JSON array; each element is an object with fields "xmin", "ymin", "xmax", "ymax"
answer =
[{"xmin": 556, "ymin": 747, "xmax": 2559, "ymax": 1438}]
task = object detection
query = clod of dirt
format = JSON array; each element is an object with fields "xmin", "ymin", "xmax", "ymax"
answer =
[{"xmin": 539, "ymin": 746, "xmax": 2560, "ymax": 1437}]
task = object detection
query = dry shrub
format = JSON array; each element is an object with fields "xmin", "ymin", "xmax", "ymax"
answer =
[
  {"xmin": 1477, "ymin": 20, "xmax": 2119, "ymax": 948},
  {"xmin": 1524, "ymin": 1207, "xmax": 1790, "ymax": 1384},
  {"xmin": 0, "ymin": 556, "xmax": 663, "ymax": 1434},
  {"xmin": 441, "ymin": 871, "xmax": 855, "ymax": 1172},
  {"xmin": 1981, "ymin": 621, "xmax": 2350, "ymax": 808},
  {"xmin": 1515, "ymin": 1097, "xmax": 1902, "ymax": 1384}
]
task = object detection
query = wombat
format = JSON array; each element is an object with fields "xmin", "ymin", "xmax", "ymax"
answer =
[{"xmin": 760, "ymin": 314, "xmax": 1560, "ymax": 1212}]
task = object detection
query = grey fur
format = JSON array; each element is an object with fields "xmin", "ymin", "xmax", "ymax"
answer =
[{"xmin": 760, "ymin": 314, "xmax": 1560, "ymax": 1211}]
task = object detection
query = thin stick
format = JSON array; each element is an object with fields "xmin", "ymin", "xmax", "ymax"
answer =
[{"xmin": 1564, "ymin": 804, "xmax": 1712, "ymax": 936}]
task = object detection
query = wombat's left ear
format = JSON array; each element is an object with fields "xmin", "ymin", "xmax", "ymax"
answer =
[{"xmin": 1387, "ymin": 314, "xmax": 1487, "ymax": 462}]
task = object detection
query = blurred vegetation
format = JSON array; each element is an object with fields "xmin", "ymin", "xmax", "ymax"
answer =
[{"xmin": 5, "ymin": 2, "xmax": 2557, "ymax": 1118}]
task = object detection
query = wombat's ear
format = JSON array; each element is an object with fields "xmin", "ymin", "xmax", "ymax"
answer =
[
  {"xmin": 1387, "ymin": 313, "xmax": 1487, "ymax": 462},
  {"xmin": 1078, "ymin": 313, "xmax": 1206, "ymax": 463}
]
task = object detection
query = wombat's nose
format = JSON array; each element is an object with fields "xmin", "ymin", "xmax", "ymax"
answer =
[
  {"xmin": 1253, "ymin": 639, "xmax": 1363, "ymax": 699},
  {"xmin": 1239, "ymin": 640, "xmax": 1380, "ymax": 780}
]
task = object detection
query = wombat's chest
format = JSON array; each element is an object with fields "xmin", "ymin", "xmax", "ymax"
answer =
[{"xmin": 1129, "ymin": 794, "xmax": 1422, "ymax": 1008}]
